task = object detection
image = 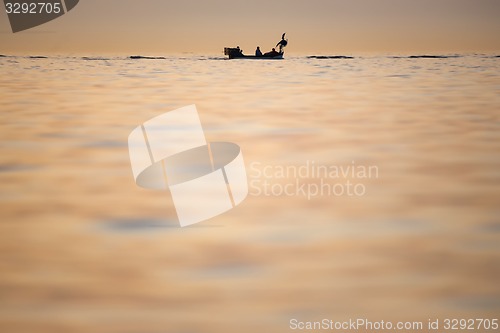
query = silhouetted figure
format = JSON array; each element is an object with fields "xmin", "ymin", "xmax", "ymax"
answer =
[
  {"xmin": 264, "ymin": 48, "xmax": 280, "ymax": 57},
  {"xmin": 276, "ymin": 32, "xmax": 288, "ymax": 52},
  {"xmin": 255, "ymin": 46, "xmax": 262, "ymax": 57},
  {"xmin": 236, "ymin": 46, "xmax": 243, "ymax": 56}
]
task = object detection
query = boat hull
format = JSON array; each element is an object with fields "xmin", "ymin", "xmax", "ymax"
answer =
[
  {"xmin": 224, "ymin": 47, "xmax": 284, "ymax": 60},
  {"xmin": 230, "ymin": 54, "xmax": 283, "ymax": 60}
]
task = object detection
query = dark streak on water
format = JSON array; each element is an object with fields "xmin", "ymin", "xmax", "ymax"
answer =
[
  {"xmin": 391, "ymin": 55, "xmax": 462, "ymax": 59},
  {"xmin": 98, "ymin": 218, "xmax": 178, "ymax": 232},
  {"xmin": 0, "ymin": 164, "xmax": 40, "ymax": 173},
  {"xmin": 447, "ymin": 296, "xmax": 500, "ymax": 310},
  {"xmin": 308, "ymin": 55, "xmax": 354, "ymax": 59},
  {"xmin": 409, "ymin": 55, "xmax": 461, "ymax": 59},
  {"xmin": 82, "ymin": 57, "xmax": 111, "ymax": 61},
  {"xmin": 477, "ymin": 221, "xmax": 500, "ymax": 233},
  {"xmin": 195, "ymin": 263, "xmax": 262, "ymax": 279},
  {"xmin": 82, "ymin": 140, "xmax": 127, "ymax": 148},
  {"xmin": 129, "ymin": 55, "xmax": 167, "ymax": 60}
]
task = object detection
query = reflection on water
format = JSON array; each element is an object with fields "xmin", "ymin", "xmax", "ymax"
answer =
[{"xmin": 0, "ymin": 54, "xmax": 499, "ymax": 332}]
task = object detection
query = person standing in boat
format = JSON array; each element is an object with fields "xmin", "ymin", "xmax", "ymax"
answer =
[
  {"xmin": 276, "ymin": 32, "xmax": 288, "ymax": 53},
  {"xmin": 255, "ymin": 46, "xmax": 262, "ymax": 57}
]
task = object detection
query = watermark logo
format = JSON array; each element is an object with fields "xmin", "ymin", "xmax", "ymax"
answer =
[
  {"xmin": 3, "ymin": 0, "xmax": 79, "ymax": 33},
  {"xmin": 128, "ymin": 105, "xmax": 248, "ymax": 227}
]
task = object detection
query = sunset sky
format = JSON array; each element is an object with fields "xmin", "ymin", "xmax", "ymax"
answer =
[{"xmin": 1, "ymin": 0, "xmax": 499, "ymax": 55}]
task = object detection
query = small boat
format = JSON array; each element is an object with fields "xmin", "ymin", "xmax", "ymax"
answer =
[
  {"xmin": 224, "ymin": 33, "xmax": 288, "ymax": 60},
  {"xmin": 224, "ymin": 48, "xmax": 284, "ymax": 60}
]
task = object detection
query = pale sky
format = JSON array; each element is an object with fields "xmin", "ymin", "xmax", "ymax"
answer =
[{"xmin": 1, "ymin": 0, "xmax": 499, "ymax": 55}]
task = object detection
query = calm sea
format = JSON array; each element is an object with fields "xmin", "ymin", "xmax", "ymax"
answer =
[{"xmin": 0, "ymin": 53, "xmax": 499, "ymax": 332}]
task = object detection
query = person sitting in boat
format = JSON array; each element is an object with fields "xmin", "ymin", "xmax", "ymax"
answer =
[
  {"xmin": 255, "ymin": 46, "xmax": 263, "ymax": 57},
  {"xmin": 236, "ymin": 46, "xmax": 243, "ymax": 56},
  {"xmin": 264, "ymin": 48, "xmax": 280, "ymax": 57}
]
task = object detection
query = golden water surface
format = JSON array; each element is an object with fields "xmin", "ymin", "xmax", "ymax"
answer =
[{"xmin": 0, "ymin": 54, "xmax": 499, "ymax": 332}]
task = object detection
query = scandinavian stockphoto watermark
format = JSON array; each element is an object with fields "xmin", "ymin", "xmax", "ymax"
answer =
[
  {"xmin": 127, "ymin": 105, "xmax": 376, "ymax": 226},
  {"xmin": 289, "ymin": 318, "xmax": 499, "ymax": 331},
  {"xmin": 249, "ymin": 160, "xmax": 379, "ymax": 199}
]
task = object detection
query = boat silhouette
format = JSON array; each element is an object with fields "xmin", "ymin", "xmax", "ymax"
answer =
[{"xmin": 224, "ymin": 33, "xmax": 288, "ymax": 60}]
